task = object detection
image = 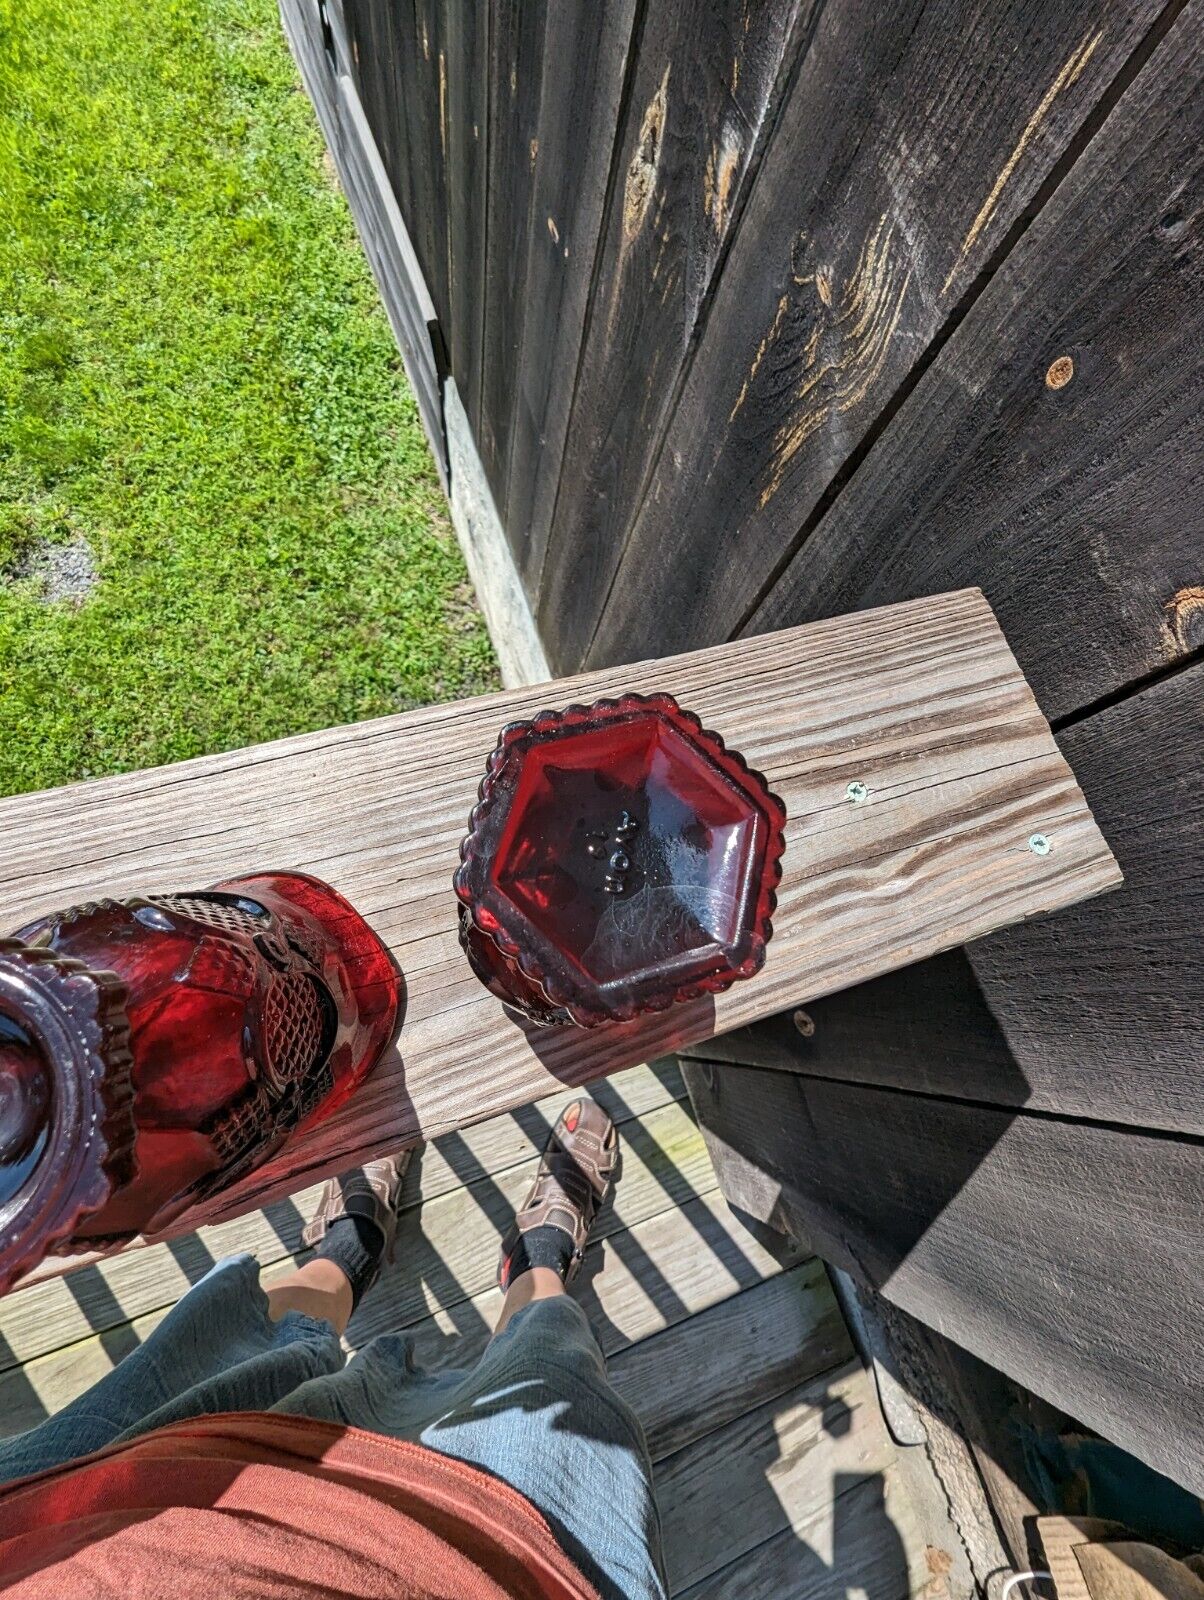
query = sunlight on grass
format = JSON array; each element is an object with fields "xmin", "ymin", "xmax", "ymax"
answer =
[{"xmin": 0, "ymin": 0, "xmax": 498, "ymax": 795}]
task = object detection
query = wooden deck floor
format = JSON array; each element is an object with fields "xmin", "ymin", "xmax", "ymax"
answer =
[{"xmin": 0, "ymin": 1060, "xmax": 938, "ymax": 1597}]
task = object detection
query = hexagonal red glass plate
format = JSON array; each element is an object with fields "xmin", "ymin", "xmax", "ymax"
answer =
[{"xmin": 454, "ymin": 694, "xmax": 787, "ymax": 1026}]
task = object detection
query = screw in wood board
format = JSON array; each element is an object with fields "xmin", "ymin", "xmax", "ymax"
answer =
[
  {"xmin": 1028, "ymin": 833, "xmax": 1052, "ymax": 856},
  {"xmin": 793, "ymin": 1007, "xmax": 816, "ymax": 1038},
  {"xmin": 1045, "ymin": 355, "xmax": 1074, "ymax": 390},
  {"xmin": 846, "ymin": 780, "xmax": 868, "ymax": 805}
]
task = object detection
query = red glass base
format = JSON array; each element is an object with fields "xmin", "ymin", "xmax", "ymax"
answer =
[{"xmin": 455, "ymin": 694, "xmax": 786, "ymax": 1027}]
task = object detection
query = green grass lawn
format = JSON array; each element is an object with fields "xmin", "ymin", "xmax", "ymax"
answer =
[{"xmin": 0, "ymin": 0, "xmax": 498, "ymax": 797}]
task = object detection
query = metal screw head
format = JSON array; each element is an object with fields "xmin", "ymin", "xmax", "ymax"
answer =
[
  {"xmin": 1028, "ymin": 833, "xmax": 1051, "ymax": 856},
  {"xmin": 846, "ymin": 781, "xmax": 868, "ymax": 805},
  {"xmin": 792, "ymin": 1008, "xmax": 815, "ymax": 1038}
]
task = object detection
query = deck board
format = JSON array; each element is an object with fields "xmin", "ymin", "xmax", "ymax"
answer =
[
  {"xmin": 0, "ymin": 1062, "xmax": 688, "ymax": 1372},
  {"xmin": 1, "ymin": 590, "xmax": 1118, "ymax": 1285},
  {"xmin": 0, "ymin": 1074, "xmax": 940, "ymax": 1597}
]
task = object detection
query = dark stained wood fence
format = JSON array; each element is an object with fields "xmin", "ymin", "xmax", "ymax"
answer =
[{"xmin": 281, "ymin": 0, "xmax": 1203, "ymax": 1495}]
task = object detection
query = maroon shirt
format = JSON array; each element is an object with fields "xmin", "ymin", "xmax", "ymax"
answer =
[{"xmin": 0, "ymin": 1412, "xmax": 601, "ymax": 1598}]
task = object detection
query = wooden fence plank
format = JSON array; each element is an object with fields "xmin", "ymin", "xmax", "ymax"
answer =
[
  {"xmin": 534, "ymin": 0, "xmax": 809, "ymax": 665},
  {"xmin": 749, "ymin": 0, "xmax": 1204, "ymax": 725},
  {"xmin": 442, "ymin": 0, "xmax": 489, "ymax": 429},
  {"xmin": 0, "ymin": 592, "xmax": 1119, "ymax": 1278},
  {"xmin": 969, "ymin": 661, "xmax": 1204, "ymax": 1134},
  {"xmin": 348, "ymin": 0, "xmax": 450, "ymax": 335},
  {"xmin": 280, "ymin": 0, "xmax": 447, "ymax": 474},
  {"xmin": 582, "ymin": 0, "xmax": 1165, "ymax": 669},
  {"xmin": 502, "ymin": 0, "xmax": 638, "ymax": 590},
  {"xmin": 681, "ymin": 1059, "xmax": 1204, "ymax": 1497},
  {"xmin": 475, "ymin": 0, "xmax": 547, "ymax": 500}
]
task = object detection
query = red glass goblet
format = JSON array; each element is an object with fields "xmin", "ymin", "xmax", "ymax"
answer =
[
  {"xmin": 0, "ymin": 872, "xmax": 403, "ymax": 1289},
  {"xmin": 455, "ymin": 694, "xmax": 787, "ymax": 1026}
]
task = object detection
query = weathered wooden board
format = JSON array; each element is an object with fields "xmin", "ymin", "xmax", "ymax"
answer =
[
  {"xmin": 442, "ymin": 0, "xmax": 488, "ymax": 428},
  {"xmin": 749, "ymin": 0, "xmax": 1204, "ymax": 725},
  {"xmin": 657, "ymin": 1362, "xmax": 894, "ymax": 1593},
  {"xmin": 0, "ymin": 1185, "xmax": 811, "ymax": 1437},
  {"xmin": 347, "ymin": 0, "xmax": 450, "ymax": 340},
  {"xmin": 0, "ymin": 592, "xmax": 1118, "ymax": 1280},
  {"xmin": 682, "ymin": 949, "xmax": 1019, "ymax": 1098},
  {"xmin": 681, "ymin": 1059, "xmax": 1204, "ymax": 1497},
  {"xmin": 1, "ymin": 1063, "xmax": 686, "ymax": 1366},
  {"xmin": 345, "ymin": 1097, "xmax": 714, "ymax": 1343},
  {"xmin": 502, "ymin": 0, "xmax": 638, "ymax": 590},
  {"xmin": 355, "ymin": 1185, "xmax": 812, "ymax": 1368},
  {"xmin": 677, "ymin": 1470, "xmax": 925, "ymax": 1600},
  {"xmin": 969, "ymin": 661, "xmax": 1204, "ymax": 1135},
  {"xmin": 608, "ymin": 1259, "xmax": 851, "ymax": 1464},
  {"xmin": 582, "ymin": 0, "xmax": 1166, "ymax": 669},
  {"xmin": 475, "ymin": 0, "xmax": 547, "ymax": 500},
  {"xmin": 698, "ymin": 663, "xmax": 1202, "ymax": 1138},
  {"xmin": 534, "ymin": 0, "xmax": 809, "ymax": 665}
]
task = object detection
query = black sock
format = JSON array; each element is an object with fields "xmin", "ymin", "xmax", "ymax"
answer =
[
  {"xmin": 315, "ymin": 1214, "xmax": 386, "ymax": 1311},
  {"xmin": 504, "ymin": 1224, "xmax": 576, "ymax": 1286}
]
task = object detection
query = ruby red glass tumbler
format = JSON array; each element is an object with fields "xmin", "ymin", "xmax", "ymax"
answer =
[{"xmin": 0, "ymin": 871, "xmax": 403, "ymax": 1290}]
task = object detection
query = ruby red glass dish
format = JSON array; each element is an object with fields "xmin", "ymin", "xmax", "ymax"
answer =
[
  {"xmin": 0, "ymin": 871, "xmax": 403, "ymax": 1290},
  {"xmin": 455, "ymin": 694, "xmax": 787, "ymax": 1027}
]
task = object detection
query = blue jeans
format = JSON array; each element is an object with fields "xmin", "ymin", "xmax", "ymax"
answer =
[{"xmin": 0, "ymin": 1254, "xmax": 666, "ymax": 1600}]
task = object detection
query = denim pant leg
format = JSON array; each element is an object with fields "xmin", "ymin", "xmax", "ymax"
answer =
[
  {"xmin": 0, "ymin": 1255, "xmax": 343, "ymax": 1484},
  {"xmin": 280, "ymin": 1295, "xmax": 667, "ymax": 1600},
  {"xmin": 424, "ymin": 1298, "xmax": 667, "ymax": 1600}
]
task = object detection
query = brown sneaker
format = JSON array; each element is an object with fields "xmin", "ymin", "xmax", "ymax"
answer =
[
  {"xmin": 498, "ymin": 1100, "xmax": 620, "ymax": 1291},
  {"xmin": 301, "ymin": 1149, "xmax": 413, "ymax": 1295}
]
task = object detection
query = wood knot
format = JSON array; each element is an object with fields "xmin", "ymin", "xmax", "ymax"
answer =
[
  {"xmin": 1045, "ymin": 354, "xmax": 1074, "ymax": 390},
  {"xmin": 623, "ymin": 67, "xmax": 669, "ymax": 246},
  {"xmin": 1163, "ymin": 586, "xmax": 1204, "ymax": 654}
]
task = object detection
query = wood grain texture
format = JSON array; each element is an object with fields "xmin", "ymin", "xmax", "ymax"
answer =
[
  {"xmin": 969, "ymin": 661, "xmax": 1204, "ymax": 1134},
  {"xmin": 681, "ymin": 948, "xmax": 1018, "ymax": 1094},
  {"xmin": 677, "ymin": 1470, "xmax": 924, "ymax": 1600},
  {"xmin": 346, "ymin": 0, "xmax": 451, "ymax": 338},
  {"xmin": 0, "ymin": 590, "xmax": 1119, "ymax": 1276},
  {"xmin": 681, "ymin": 1060, "xmax": 1204, "ymax": 1497},
  {"xmin": 609, "ymin": 1259, "xmax": 851, "ymax": 1464},
  {"xmin": 583, "ymin": 0, "xmax": 1164, "ymax": 669},
  {"xmin": 657, "ymin": 1362, "xmax": 895, "ymax": 1593},
  {"xmin": 476, "ymin": 0, "xmax": 547, "ymax": 500},
  {"xmin": 534, "ymin": 0, "xmax": 808, "ymax": 667},
  {"xmin": 698, "ymin": 664, "xmax": 1204, "ymax": 1134},
  {"xmin": 367, "ymin": 1186, "xmax": 812, "ymax": 1371},
  {"xmin": 750, "ymin": 0, "xmax": 1204, "ymax": 725},
  {"xmin": 443, "ymin": 0, "xmax": 489, "ymax": 426},
  {"xmin": 502, "ymin": 1, "xmax": 638, "ymax": 591},
  {"xmin": 0, "ymin": 1062, "xmax": 686, "ymax": 1365},
  {"xmin": 344, "ymin": 1097, "xmax": 713, "ymax": 1343}
]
